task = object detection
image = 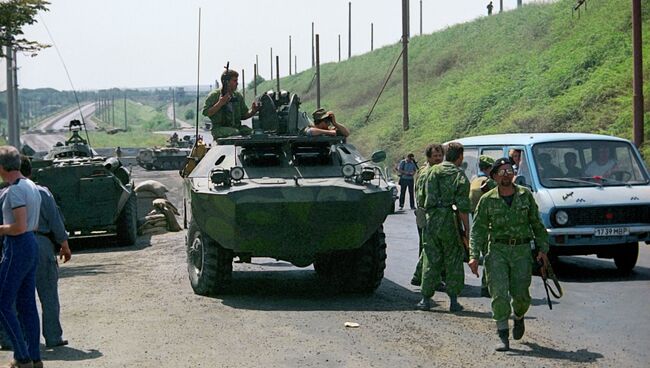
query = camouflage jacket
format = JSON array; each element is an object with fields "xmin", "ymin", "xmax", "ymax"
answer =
[
  {"xmin": 418, "ymin": 161, "xmax": 470, "ymax": 214},
  {"xmin": 469, "ymin": 184, "xmax": 549, "ymax": 260},
  {"xmin": 202, "ymin": 90, "xmax": 249, "ymax": 128},
  {"xmin": 469, "ymin": 176, "xmax": 496, "ymax": 213},
  {"xmin": 415, "ymin": 164, "xmax": 431, "ymax": 208}
]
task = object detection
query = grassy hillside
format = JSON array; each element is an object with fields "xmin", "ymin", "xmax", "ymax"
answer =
[{"xmin": 251, "ymin": 0, "xmax": 650, "ymax": 163}]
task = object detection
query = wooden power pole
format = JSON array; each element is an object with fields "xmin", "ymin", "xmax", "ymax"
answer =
[
  {"xmin": 402, "ymin": 0, "xmax": 410, "ymax": 131},
  {"xmin": 633, "ymin": 0, "xmax": 644, "ymax": 147}
]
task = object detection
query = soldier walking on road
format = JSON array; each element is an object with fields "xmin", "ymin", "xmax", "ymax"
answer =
[
  {"xmin": 416, "ymin": 142, "xmax": 470, "ymax": 312},
  {"xmin": 469, "ymin": 158, "xmax": 550, "ymax": 351},
  {"xmin": 411, "ymin": 143, "xmax": 444, "ymax": 286}
]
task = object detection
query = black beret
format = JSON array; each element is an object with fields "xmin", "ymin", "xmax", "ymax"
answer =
[{"xmin": 490, "ymin": 157, "xmax": 512, "ymax": 176}]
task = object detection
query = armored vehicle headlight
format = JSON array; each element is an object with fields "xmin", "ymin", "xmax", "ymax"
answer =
[
  {"xmin": 341, "ymin": 164, "xmax": 356, "ymax": 178},
  {"xmin": 360, "ymin": 167, "xmax": 375, "ymax": 182},
  {"xmin": 555, "ymin": 210, "xmax": 569, "ymax": 226},
  {"xmin": 210, "ymin": 168, "xmax": 229, "ymax": 186},
  {"xmin": 230, "ymin": 166, "xmax": 244, "ymax": 181}
]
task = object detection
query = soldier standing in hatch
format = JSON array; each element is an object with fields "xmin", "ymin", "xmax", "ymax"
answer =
[
  {"xmin": 411, "ymin": 143, "xmax": 444, "ymax": 286},
  {"xmin": 469, "ymin": 155, "xmax": 496, "ymax": 298},
  {"xmin": 202, "ymin": 68, "xmax": 258, "ymax": 140},
  {"xmin": 416, "ymin": 142, "xmax": 470, "ymax": 313},
  {"xmin": 469, "ymin": 158, "xmax": 549, "ymax": 352}
]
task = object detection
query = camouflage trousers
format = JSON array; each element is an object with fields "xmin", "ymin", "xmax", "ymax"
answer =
[
  {"xmin": 485, "ymin": 242, "xmax": 532, "ymax": 329},
  {"xmin": 421, "ymin": 228, "xmax": 465, "ymax": 298},
  {"xmin": 211, "ymin": 125, "xmax": 252, "ymax": 140}
]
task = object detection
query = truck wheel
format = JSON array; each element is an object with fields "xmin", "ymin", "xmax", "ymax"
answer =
[
  {"xmin": 315, "ymin": 226, "xmax": 387, "ymax": 293},
  {"xmin": 187, "ymin": 220, "xmax": 233, "ymax": 295},
  {"xmin": 116, "ymin": 192, "xmax": 137, "ymax": 246},
  {"xmin": 614, "ymin": 242, "xmax": 638, "ymax": 274}
]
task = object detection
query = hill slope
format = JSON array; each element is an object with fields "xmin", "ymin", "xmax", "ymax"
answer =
[{"xmin": 253, "ymin": 0, "xmax": 650, "ymax": 162}]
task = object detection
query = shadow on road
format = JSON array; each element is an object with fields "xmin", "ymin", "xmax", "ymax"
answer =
[
  {"xmin": 508, "ymin": 342, "xmax": 604, "ymax": 363},
  {"xmin": 41, "ymin": 345, "xmax": 103, "ymax": 363},
  {"xmin": 218, "ymin": 271, "xmax": 424, "ymax": 312},
  {"xmin": 552, "ymin": 256, "xmax": 650, "ymax": 282},
  {"xmin": 68, "ymin": 234, "xmax": 153, "ymax": 255},
  {"xmin": 59, "ymin": 264, "xmax": 117, "ymax": 279}
]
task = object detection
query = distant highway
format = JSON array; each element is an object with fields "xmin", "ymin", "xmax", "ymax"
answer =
[{"xmin": 22, "ymin": 102, "xmax": 96, "ymax": 152}]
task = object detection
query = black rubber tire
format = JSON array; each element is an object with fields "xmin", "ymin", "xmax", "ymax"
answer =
[
  {"xmin": 186, "ymin": 220, "xmax": 233, "ymax": 296},
  {"xmin": 314, "ymin": 226, "xmax": 387, "ymax": 293},
  {"xmin": 145, "ymin": 163, "xmax": 153, "ymax": 170},
  {"xmin": 613, "ymin": 242, "xmax": 639, "ymax": 274},
  {"xmin": 116, "ymin": 192, "xmax": 137, "ymax": 246}
]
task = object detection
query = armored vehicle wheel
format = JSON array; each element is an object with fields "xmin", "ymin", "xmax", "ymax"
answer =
[
  {"xmin": 613, "ymin": 242, "xmax": 638, "ymax": 274},
  {"xmin": 116, "ymin": 192, "xmax": 137, "ymax": 246},
  {"xmin": 314, "ymin": 226, "xmax": 387, "ymax": 293},
  {"xmin": 187, "ymin": 220, "xmax": 233, "ymax": 295},
  {"xmin": 145, "ymin": 163, "xmax": 153, "ymax": 170}
]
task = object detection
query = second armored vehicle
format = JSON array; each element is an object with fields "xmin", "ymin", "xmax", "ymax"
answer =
[
  {"xmin": 31, "ymin": 120, "xmax": 138, "ymax": 246},
  {"xmin": 136, "ymin": 134, "xmax": 193, "ymax": 170},
  {"xmin": 184, "ymin": 91, "xmax": 393, "ymax": 295}
]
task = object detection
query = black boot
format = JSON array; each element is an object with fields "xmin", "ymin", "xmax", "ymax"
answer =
[
  {"xmin": 495, "ymin": 329, "xmax": 510, "ymax": 352},
  {"xmin": 449, "ymin": 295, "xmax": 463, "ymax": 312},
  {"xmin": 415, "ymin": 298, "xmax": 432, "ymax": 311},
  {"xmin": 480, "ymin": 287, "xmax": 490, "ymax": 298},
  {"xmin": 513, "ymin": 316, "xmax": 525, "ymax": 340}
]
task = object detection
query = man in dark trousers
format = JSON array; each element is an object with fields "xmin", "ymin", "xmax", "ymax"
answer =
[
  {"xmin": 21, "ymin": 156, "xmax": 71, "ymax": 348},
  {"xmin": 398, "ymin": 153, "xmax": 418, "ymax": 210}
]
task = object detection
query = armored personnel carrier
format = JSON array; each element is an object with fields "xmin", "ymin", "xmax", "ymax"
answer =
[
  {"xmin": 31, "ymin": 120, "xmax": 137, "ymax": 246},
  {"xmin": 136, "ymin": 134, "xmax": 193, "ymax": 170},
  {"xmin": 184, "ymin": 90, "xmax": 393, "ymax": 295}
]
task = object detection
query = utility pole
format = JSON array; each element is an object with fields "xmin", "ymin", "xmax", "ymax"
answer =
[
  {"xmin": 295, "ymin": 55, "xmax": 297, "ymax": 74},
  {"xmin": 348, "ymin": 2, "xmax": 352, "ymax": 59},
  {"xmin": 311, "ymin": 22, "xmax": 315, "ymax": 67},
  {"xmin": 270, "ymin": 47, "xmax": 273, "ymax": 80},
  {"xmin": 254, "ymin": 63, "xmax": 258, "ymax": 96},
  {"xmin": 420, "ymin": 0, "xmax": 423, "ymax": 35},
  {"xmin": 402, "ymin": 0, "xmax": 410, "ymax": 131},
  {"xmin": 338, "ymin": 34, "xmax": 341, "ymax": 62},
  {"xmin": 289, "ymin": 36, "xmax": 292, "ymax": 76},
  {"xmin": 276, "ymin": 56, "xmax": 280, "ymax": 93},
  {"xmin": 112, "ymin": 93, "xmax": 115, "ymax": 126},
  {"xmin": 633, "ymin": 0, "xmax": 644, "ymax": 147},
  {"xmin": 256, "ymin": 54, "xmax": 259, "ymax": 81},
  {"xmin": 517, "ymin": 0, "xmax": 522, "ymax": 7},
  {"xmin": 124, "ymin": 90, "xmax": 127, "ymax": 131},
  {"xmin": 6, "ymin": 45, "xmax": 18, "ymax": 147},
  {"xmin": 316, "ymin": 34, "xmax": 321, "ymax": 109},
  {"xmin": 242, "ymin": 69, "xmax": 246, "ymax": 101},
  {"xmin": 500, "ymin": 0, "xmax": 504, "ymax": 13},
  {"xmin": 371, "ymin": 23, "xmax": 374, "ymax": 51},
  {"xmin": 172, "ymin": 87, "xmax": 177, "ymax": 129}
]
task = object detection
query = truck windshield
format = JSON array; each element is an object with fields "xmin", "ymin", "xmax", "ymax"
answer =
[{"xmin": 532, "ymin": 140, "xmax": 649, "ymax": 188}]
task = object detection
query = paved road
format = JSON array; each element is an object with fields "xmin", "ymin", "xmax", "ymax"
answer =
[
  {"xmin": 22, "ymin": 103, "xmax": 97, "ymax": 152},
  {"xmin": 4, "ymin": 168, "xmax": 645, "ymax": 367}
]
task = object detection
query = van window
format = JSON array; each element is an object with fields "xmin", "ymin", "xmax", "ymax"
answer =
[
  {"xmin": 462, "ymin": 147, "xmax": 478, "ymax": 179},
  {"xmin": 532, "ymin": 140, "xmax": 649, "ymax": 187}
]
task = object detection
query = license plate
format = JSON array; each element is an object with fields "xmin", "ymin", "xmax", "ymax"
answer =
[{"xmin": 594, "ymin": 227, "xmax": 629, "ymax": 237}]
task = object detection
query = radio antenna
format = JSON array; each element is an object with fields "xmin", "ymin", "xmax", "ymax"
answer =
[{"xmin": 194, "ymin": 8, "xmax": 202, "ymax": 141}]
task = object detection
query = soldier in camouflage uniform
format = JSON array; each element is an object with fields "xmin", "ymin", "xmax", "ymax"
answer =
[
  {"xmin": 469, "ymin": 155, "xmax": 496, "ymax": 297},
  {"xmin": 411, "ymin": 143, "xmax": 445, "ymax": 286},
  {"xmin": 416, "ymin": 142, "xmax": 470, "ymax": 312},
  {"xmin": 202, "ymin": 69, "xmax": 258, "ymax": 140},
  {"xmin": 469, "ymin": 158, "xmax": 549, "ymax": 352}
]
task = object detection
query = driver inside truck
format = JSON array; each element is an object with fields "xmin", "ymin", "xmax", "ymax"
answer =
[{"xmin": 585, "ymin": 145, "xmax": 618, "ymax": 177}]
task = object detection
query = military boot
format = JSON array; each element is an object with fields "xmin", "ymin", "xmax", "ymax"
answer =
[
  {"xmin": 410, "ymin": 275, "xmax": 421, "ymax": 286},
  {"xmin": 513, "ymin": 316, "xmax": 525, "ymax": 340},
  {"xmin": 415, "ymin": 298, "xmax": 432, "ymax": 311},
  {"xmin": 495, "ymin": 329, "xmax": 510, "ymax": 352},
  {"xmin": 449, "ymin": 295, "xmax": 463, "ymax": 312},
  {"xmin": 480, "ymin": 287, "xmax": 490, "ymax": 298}
]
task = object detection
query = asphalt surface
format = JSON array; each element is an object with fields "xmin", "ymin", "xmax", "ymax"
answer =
[{"xmin": 0, "ymin": 166, "xmax": 646, "ymax": 367}]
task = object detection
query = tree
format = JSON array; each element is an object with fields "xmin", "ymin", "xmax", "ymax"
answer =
[
  {"xmin": 0, "ymin": 0, "xmax": 50, "ymax": 57},
  {"xmin": 184, "ymin": 110, "xmax": 195, "ymax": 121},
  {"xmin": 247, "ymin": 75, "xmax": 266, "ymax": 90}
]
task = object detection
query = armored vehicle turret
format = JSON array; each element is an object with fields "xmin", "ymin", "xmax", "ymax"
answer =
[
  {"xmin": 184, "ymin": 91, "xmax": 393, "ymax": 295},
  {"xmin": 31, "ymin": 120, "xmax": 137, "ymax": 246}
]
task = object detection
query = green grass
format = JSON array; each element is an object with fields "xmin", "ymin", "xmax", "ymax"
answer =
[
  {"xmin": 90, "ymin": 99, "xmax": 171, "ymax": 147},
  {"xmin": 249, "ymin": 0, "xmax": 650, "ymax": 163}
]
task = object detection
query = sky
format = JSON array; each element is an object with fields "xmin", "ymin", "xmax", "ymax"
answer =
[{"xmin": 13, "ymin": 0, "xmax": 535, "ymax": 91}]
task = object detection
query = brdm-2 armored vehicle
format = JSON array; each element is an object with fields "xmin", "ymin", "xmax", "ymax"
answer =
[
  {"xmin": 136, "ymin": 134, "xmax": 194, "ymax": 170},
  {"xmin": 31, "ymin": 120, "xmax": 138, "ymax": 246},
  {"xmin": 184, "ymin": 91, "xmax": 393, "ymax": 295}
]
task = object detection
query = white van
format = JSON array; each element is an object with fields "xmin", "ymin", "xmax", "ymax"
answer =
[{"xmin": 453, "ymin": 133, "xmax": 650, "ymax": 272}]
